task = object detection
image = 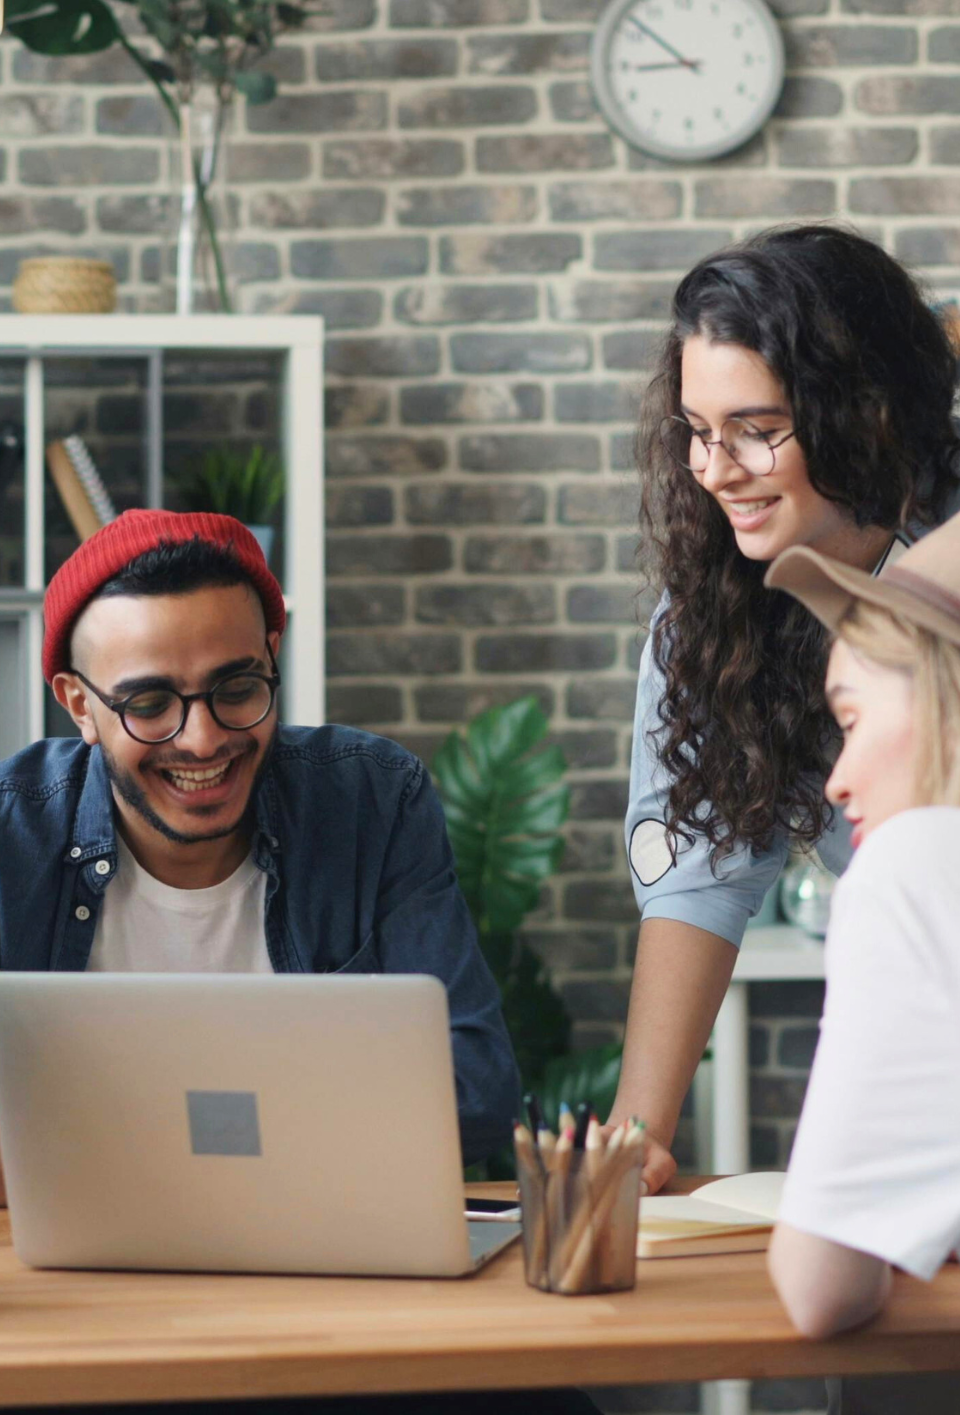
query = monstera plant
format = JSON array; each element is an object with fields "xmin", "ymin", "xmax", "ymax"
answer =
[{"xmin": 432, "ymin": 696, "xmax": 624, "ymax": 1149}]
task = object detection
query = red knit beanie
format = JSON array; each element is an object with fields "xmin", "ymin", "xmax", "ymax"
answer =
[{"xmin": 43, "ymin": 509, "xmax": 286, "ymax": 683}]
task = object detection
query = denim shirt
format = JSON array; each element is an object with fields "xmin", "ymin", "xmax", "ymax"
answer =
[{"xmin": 0, "ymin": 724, "xmax": 521, "ymax": 1166}]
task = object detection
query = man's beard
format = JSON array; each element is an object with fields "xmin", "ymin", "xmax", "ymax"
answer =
[{"xmin": 100, "ymin": 726, "xmax": 277, "ymax": 848}]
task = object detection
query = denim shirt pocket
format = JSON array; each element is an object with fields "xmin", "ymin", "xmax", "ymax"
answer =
[{"xmin": 324, "ymin": 931, "xmax": 381, "ymax": 976}]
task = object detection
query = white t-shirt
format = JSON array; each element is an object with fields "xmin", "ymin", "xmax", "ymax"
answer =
[
  {"xmin": 779, "ymin": 806, "xmax": 960, "ymax": 1281},
  {"xmin": 88, "ymin": 835, "xmax": 272, "ymax": 974}
]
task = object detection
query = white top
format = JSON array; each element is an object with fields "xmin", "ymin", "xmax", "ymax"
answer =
[
  {"xmin": 779, "ymin": 807, "xmax": 960, "ymax": 1280},
  {"xmin": 88, "ymin": 836, "xmax": 272, "ymax": 974}
]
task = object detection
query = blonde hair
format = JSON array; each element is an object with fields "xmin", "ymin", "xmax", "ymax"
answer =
[{"xmin": 837, "ymin": 601, "xmax": 960, "ymax": 807}]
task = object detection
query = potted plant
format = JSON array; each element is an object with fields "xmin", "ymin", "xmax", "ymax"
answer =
[
  {"xmin": 5, "ymin": 0, "xmax": 313, "ymax": 312},
  {"xmin": 179, "ymin": 444, "xmax": 283, "ymax": 563}
]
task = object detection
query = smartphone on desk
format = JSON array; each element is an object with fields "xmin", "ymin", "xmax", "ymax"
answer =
[{"xmin": 465, "ymin": 1196, "xmax": 521, "ymax": 1222}]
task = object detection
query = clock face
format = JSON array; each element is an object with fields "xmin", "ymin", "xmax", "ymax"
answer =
[{"xmin": 591, "ymin": 0, "xmax": 785, "ymax": 162}]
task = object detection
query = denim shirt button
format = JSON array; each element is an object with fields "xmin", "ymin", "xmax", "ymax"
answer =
[
  {"xmin": 94, "ymin": 859, "xmax": 110, "ymax": 876},
  {"xmin": 70, "ymin": 847, "xmax": 82, "ymax": 859},
  {"xmin": 75, "ymin": 905, "xmax": 90, "ymax": 921},
  {"xmin": 269, "ymin": 836, "xmax": 279, "ymax": 849}
]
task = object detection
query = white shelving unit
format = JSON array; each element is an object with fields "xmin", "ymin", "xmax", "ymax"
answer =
[{"xmin": 0, "ymin": 314, "xmax": 324, "ymax": 747}]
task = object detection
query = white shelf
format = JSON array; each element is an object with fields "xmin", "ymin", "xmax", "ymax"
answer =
[{"xmin": 735, "ymin": 922, "xmax": 826, "ymax": 981}]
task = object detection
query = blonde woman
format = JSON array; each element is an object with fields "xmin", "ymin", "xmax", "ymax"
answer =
[{"xmin": 763, "ymin": 511, "xmax": 960, "ymax": 1412}]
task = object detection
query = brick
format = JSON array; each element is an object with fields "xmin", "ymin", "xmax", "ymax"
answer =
[
  {"xmin": 842, "ymin": 0, "xmax": 960, "ymax": 11},
  {"xmin": 476, "ymin": 134, "xmax": 613, "ymax": 172},
  {"xmin": 96, "ymin": 195, "xmax": 171, "ymax": 235},
  {"xmin": 930, "ymin": 24, "xmax": 960, "ymax": 58},
  {"xmin": 851, "ymin": 176, "xmax": 960, "ymax": 214},
  {"xmin": 776, "ymin": 126, "xmax": 918, "ymax": 167},
  {"xmin": 415, "ymin": 583, "xmax": 556, "ymax": 625},
  {"xmin": 751, "ymin": 1378, "xmax": 830, "ymax": 1412},
  {"xmin": 548, "ymin": 179, "xmax": 682, "ymax": 222},
  {"xmin": 0, "ymin": 94, "xmax": 85, "ymax": 137},
  {"xmin": 390, "ymin": 0, "xmax": 528, "ymax": 23},
  {"xmin": 440, "ymin": 232, "xmax": 581, "ymax": 275},
  {"xmin": 475, "ymin": 633, "xmax": 616, "ymax": 672},
  {"xmin": 594, "ymin": 229, "xmax": 732, "ymax": 273},
  {"xmin": 305, "ymin": 0, "xmax": 376, "ymax": 29},
  {"xmin": 695, "ymin": 179, "xmax": 836, "ymax": 219},
  {"xmin": 896, "ymin": 225, "xmax": 960, "ymax": 263},
  {"xmin": 931, "ymin": 125, "xmax": 960, "ymax": 161},
  {"xmin": 326, "ymin": 485, "xmax": 394, "ymax": 527},
  {"xmin": 775, "ymin": 77, "xmax": 844, "ymax": 118},
  {"xmin": 466, "ymin": 32, "xmax": 590, "ymax": 75},
  {"xmin": 549, "ymin": 279, "xmax": 675, "ymax": 324},
  {"xmin": 247, "ymin": 92, "xmax": 386, "ymax": 133},
  {"xmin": 327, "ymin": 685, "xmax": 403, "ymax": 724},
  {"xmin": 856, "ymin": 74, "xmax": 960, "ymax": 114},
  {"xmin": 784, "ymin": 24, "xmax": 916, "ymax": 65},
  {"xmin": 450, "ymin": 331, "xmax": 591, "ymax": 374},
  {"xmin": 750, "ymin": 1127, "xmax": 782, "ymax": 1170},
  {"xmin": 19, "ymin": 146, "xmax": 160, "ymax": 187},
  {"xmin": 323, "ymin": 138, "xmax": 464, "ymax": 179},
  {"xmin": 96, "ymin": 95, "xmax": 166, "ymax": 136},
  {"xmin": 325, "ymin": 385, "xmax": 390, "ymax": 429},
  {"xmin": 291, "ymin": 236, "xmax": 427, "ymax": 280},
  {"xmin": 270, "ymin": 289, "xmax": 383, "ymax": 329},
  {"xmin": 328, "ymin": 632, "xmax": 461, "ymax": 677},
  {"xmin": 564, "ymin": 875, "xmax": 636, "ymax": 918},
  {"xmin": 750, "ymin": 981, "xmax": 825, "ymax": 1018},
  {"xmin": 552, "ymin": 731, "xmax": 618, "ymax": 771},
  {"xmin": 397, "ymin": 184, "xmax": 537, "ymax": 226},
  {"xmin": 603, "ymin": 330, "xmax": 667, "ymax": 371},
  {"xmin": 464, "ymin": 534, "xmax": 605, "ymax": 574},
  {"xmin": 326, "ymin": 335, "xmax": 440, "ymax": 377},
  {"xmin": 315, "ymin": 38, "xmax": 458, "ymax": 80},
  {"xmin": 232, "ymin": 243, "xmax": 281, "ymax": 284},
  {"xmin": 555, "ymin": 382, "xmax": 637, "ymax": 424},
  {"xmin": 400, "ymin": 382, "xmax": 544, "ymax": 424},
  {"xmin": 414, "ymin": 681, "xmax": 554, "ymax": 722},
  {"xmin": 249, "ymin": 188, "xmax": 385, "ymax": 228},
  {"xmin": 326, "ymin": 534, "xmax": 452, "ymax": 576},
  {"xmin": 548, "ymin": 80, "xmax": 597, "ymax": 122},
  {"xmin": 258, "ymin": 46, "xmax": 306, "ymax": 82},
  {"xmin": 460, "ymin": 432, "xmax": 600, "ymax": 472},
  {"xmin": 227, "ymin": 143, "xmax": 312, "ymax": 182},
  {"xmin": 0, "ymin": 196, "xmax": 85, "ymax": 236},
  {"xmin": 523, "ymin": 927, "xmax": 618, "ymax": 971},
  {"xmin": 327, "ymin": 585, "xmax": 406, "ymax": 627},
  {"xmin": 750, "ymin": 1076, "xmax": 809, "ymax": 1120},
  {"xmin": 399, "ymin": 86, "xmax": 537, "ymax": 128},
  {"xmin": 610, "ymin": 434, "xmax": 637, "ymax": 474},
  {"xmin": 12, "ymin": 48, "xmax": 138, "ymax": 82},
  {"xmin": 559, "ymin": 483, "xmax": 637, "ymax": 528},
  {"xmin": 567, "ymin": 584, "xmax": 637, "ymax": 623},
  {"xmin": 405, "ymin": 481, "xmax": 546, "ymax": 523},
  {"xmin": 778, "ymin": 1026, "xmax": 820, "ymax": 1070},
  {"xmin": 540, "ymin": 0, "xmax": 602, "ymax": 17},
  {"xmin": 395, "ymin": 282, "xmax": 538, "ymax": 325},
  {"xmin": 567, "ymin": 678, "xmax": 637, "ymax": 721},
  {"xmin": 326, "ymin": 435, "xmax": 447, "ymax": 477},
  {"xmin": 749, "ymin": 1026, "xmax": 770, "ymax": 1069},
  {"xmin": 770, "ymin": 0, "xmax": 828, "ymax": 11}
]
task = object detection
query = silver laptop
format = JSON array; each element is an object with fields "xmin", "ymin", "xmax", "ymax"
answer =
[{"xmin": 0, "ymin": 972, "xmax": 519, "ymax": 1277}]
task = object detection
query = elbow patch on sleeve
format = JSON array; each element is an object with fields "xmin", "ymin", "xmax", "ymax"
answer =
[{"xmin": 629, "ymin": 817, "xmax": 675, "ymax": 886}]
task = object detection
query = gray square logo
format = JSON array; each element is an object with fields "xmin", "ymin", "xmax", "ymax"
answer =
[{"xmin": 186, "ymin": 1090, "xmax": 262, "ymax": 1157}]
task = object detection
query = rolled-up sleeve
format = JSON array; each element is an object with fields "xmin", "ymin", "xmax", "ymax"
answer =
[{"xmin": 625, "ymin": 595, "xmax": 788, "ymax": 949}]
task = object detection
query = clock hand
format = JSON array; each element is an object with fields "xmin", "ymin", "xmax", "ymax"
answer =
[
  {"xmin": 626, "ymin": 15, "xmax": 702, "ymax": 72},
  {"xmin": 624, "ymin": 59, "xmax": 703, "ymax": 72}
]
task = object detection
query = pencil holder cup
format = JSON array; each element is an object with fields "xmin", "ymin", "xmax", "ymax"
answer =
[{"xmin": 516, "ymin": 1147, "xmax": 642, "ymax": 1295}]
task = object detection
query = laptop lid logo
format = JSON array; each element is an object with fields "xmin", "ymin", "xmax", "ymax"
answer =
[{"xmin": 186, "ymin": 1090, "xmax": 262, "ymax": 1156}]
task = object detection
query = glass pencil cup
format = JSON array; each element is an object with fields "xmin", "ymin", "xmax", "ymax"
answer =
[{"xmin": 516, "ymin": 1146, "xmax": 643, "ymax": 1295}]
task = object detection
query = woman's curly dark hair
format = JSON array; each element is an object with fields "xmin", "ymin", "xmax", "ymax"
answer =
[{"xmin": 639, "ymin": 224, "xmax": 960, "ymax": 866}]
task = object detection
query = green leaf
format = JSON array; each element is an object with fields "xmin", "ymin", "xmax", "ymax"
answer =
[
  {"xmin": 7, "ymin": 0, "xmax": 119, "ymax": 53},
  {"xmin": 144, "ymin": 57, "xmax": 176, "ymax": 83},
  {"xmin": 276, "ymin": 1, "xmax": 307, "ymax": 22},
  {"xmin": 235, "ymin": 68, "xmax": 277, "ymax": 103},
  {"xmin": 496, "ymin": 785, "xmax": 569, "ymax": 836},
  {"xmin": 496, "ymin": 743, "xmax": 566, "ymax": 803},
  {"xmin": 538, "ymin": 1044, "xmax": 624, "ymax": 1131}
]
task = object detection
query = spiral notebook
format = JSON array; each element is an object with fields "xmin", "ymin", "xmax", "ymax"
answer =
[{"xmin": 46, "ymin": 436, "xmax": 117, "ymax": 541}]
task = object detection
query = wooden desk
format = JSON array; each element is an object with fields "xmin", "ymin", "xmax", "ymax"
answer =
[{"xmin": 0, "ymin": 1184, "xmax": 957, "ymax": 1408}]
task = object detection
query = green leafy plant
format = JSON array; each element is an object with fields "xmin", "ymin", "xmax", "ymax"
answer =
[
  {"xmin": 180, "ymin": 444, "xmax": 283, "ymax": 524},
  {"xmin": 433, "ymin": 697, "xmax": 624, "ymax": 1162},
  {"xmin": 5, "ymin": 0, "xmax": 312, "ymax": 309}
]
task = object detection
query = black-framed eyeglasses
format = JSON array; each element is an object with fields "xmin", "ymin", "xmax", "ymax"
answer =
[
  {"xmin": 659, "ymin": 415, "xmax": 796, "ymax": 478},
  {"xmin": 71, "ymin": 644, "xmax": 281, "ymax": 745}
]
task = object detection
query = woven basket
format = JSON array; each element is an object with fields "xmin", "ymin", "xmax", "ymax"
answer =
[{"xmin": 13, "ymin": 258, "xmax": 117, "ymax": 314}]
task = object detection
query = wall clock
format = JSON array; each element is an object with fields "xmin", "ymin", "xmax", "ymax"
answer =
[{"xmin": 590, "ymin": 0, "xmax": 785, "ymax": 163}]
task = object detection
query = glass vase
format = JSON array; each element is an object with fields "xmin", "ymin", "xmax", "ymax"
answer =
[{"xmin": 164, "ymin": 92, "xmax": 237, "ymax": 314}]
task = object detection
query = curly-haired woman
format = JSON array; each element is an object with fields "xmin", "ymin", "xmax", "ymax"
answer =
[{"xmin": 609, "ymin": 224, "xmax": 960, "ymax": 1191}]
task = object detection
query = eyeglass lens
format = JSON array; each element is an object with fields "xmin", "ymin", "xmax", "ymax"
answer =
[
  {"xmin": 660, "ymin": 416, "xmax": 777, "ymax": 477},
  {"xmin": 122, "ymin": 675, "xmax": 274, "ymax": 744}
]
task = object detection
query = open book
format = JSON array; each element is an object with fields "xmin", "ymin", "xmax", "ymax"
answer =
[{"xmin": 637, "ymin": 1171, "xmax": 785, "ymax": 1259}]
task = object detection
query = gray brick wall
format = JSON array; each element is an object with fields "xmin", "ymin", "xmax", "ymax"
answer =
[{"xmin": 1, "ymin": 0, "xmax": 955, "ymax": 1197}]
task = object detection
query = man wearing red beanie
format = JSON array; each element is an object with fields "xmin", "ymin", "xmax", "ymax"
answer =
[{"xmin": 0, "ymin": 510, "xmax": 519, "ymax": 1175}]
